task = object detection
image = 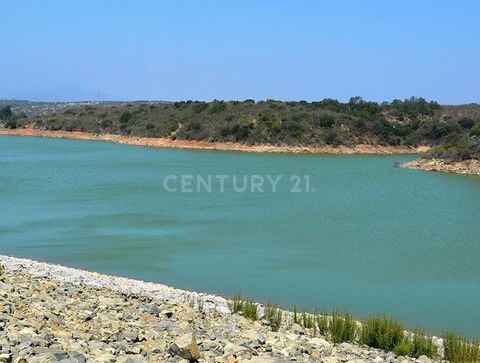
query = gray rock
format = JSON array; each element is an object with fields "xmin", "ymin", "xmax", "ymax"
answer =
[
  {"xmin": 223, "ymin": 342, "xmax": 251, "ymax": 356},
  {"xmin": 116, "ymin": 355, "xmax": 148, "ymax": 363},
  {"xmin": 416, "ymin": 356, "xmax": 432, "ymax": 363},
  {"xmin": 157, "ymin": 319, "xmax": 187, "ymax": 333},
  {"xmin": 142, "ymin": 303, "xmax": 160, "ymax": 315}
]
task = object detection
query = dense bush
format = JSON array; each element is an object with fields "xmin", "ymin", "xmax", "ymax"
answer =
[
  {"xmin": 0, "ymin": 105, "xmax": 13, "ymax": 120},
  {"xmin": 443, "ymin": 331, "xmax": 480, "ymax": 363},
  {"xmin": 264, "ymin": 302, "xmax": 282, "ymax": 332},
  {"xmin": 330, "ymin": 311, "xmax": 357, "ymax": 343},
  {"xmin": 360, "ymin": 314, "xmax": 405, "ymax": 352}
]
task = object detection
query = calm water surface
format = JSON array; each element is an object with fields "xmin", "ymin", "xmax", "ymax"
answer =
[{"xmin": 1, "ymin": 135, "xmax": 479, "ymax": 336}]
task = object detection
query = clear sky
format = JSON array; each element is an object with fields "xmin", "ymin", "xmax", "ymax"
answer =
[{"xmin": 1, "ymin": 0, "xmax": 479, "ymax": 103}]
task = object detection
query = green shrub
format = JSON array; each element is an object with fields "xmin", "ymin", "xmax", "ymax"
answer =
[
  {"xmin": 5, "ymin": 119, "xmax": 17, "ymax": 129},
  {"xmin": 230, "ymin": 292, "xmax": 257, "ymax": 321},
  {"xmin": 360, "ymin": 314, "xmax": 404, "ymax": 351},
  {"xmin": 0, "ymin": 105, "xmax": 13, "ymax": 120},
  {"xmin": 393, "ymin": 341, "xmax": 412, "ymax": 356},
  {"xmin": 315, "ymin": 114, "xmax": 335, "ymax": 128},
  {"xmin": 293, "ymin": 305, "xmax": 298, "ymax": 324},
  {"xmin": 411, "ymin": 327, "xmax": 437, "ymax": 358},
  {"xmin": 330, "ymin": 310, "xmax": 356, "ymax": 343},
  {"xmin": 192, "ymin": 102, "xmax": 209, "ymax": 113},
  {"xmin": 119, "ymin": 111, "xmax": 132, "ymax": 124},
  {"xmin": 301, "ymin": 312, "xmax": 315, "ymax": 329},
  {"xmin": 264, "ymin": 302, "xmax": 282, "ymax": 332},
  {"xmin": 444, "ymin": 331, "xmax": 480, "ymax": 363},
  {"xmin": 471, "ymin": 123, "xmax": 480, "ymax": 137},
  {"xmin": 209, "ymin": 100, "xmax": 226, "ymax": 113},
  {"xmin": 242, "ymin": 300, "xmax": 258, "ymax": 320},
  {"xmin": 316, "ymin": 312, "xmax": 329, "ymax": 336},
  {"xmin": 230, "ymin": 292, "xmax": 244, "ymax": 314},
  {"xmin": 458, "ymin": 117, "xmax": 476, "ymax": 129}
]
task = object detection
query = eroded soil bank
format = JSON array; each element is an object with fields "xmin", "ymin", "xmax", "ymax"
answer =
[{"xmin": 0, "ymin": 128, "xmax": 428, "ymax": 155}]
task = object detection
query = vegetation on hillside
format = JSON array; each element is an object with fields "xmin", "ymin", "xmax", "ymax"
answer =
[{"xmin": 2, "ymin": 97, "xmax": 479, "ymax": 160}]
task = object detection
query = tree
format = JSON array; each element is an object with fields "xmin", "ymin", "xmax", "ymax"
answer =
[{"xmin": 0, "ymin": 105, "xmax": 13, "ymax": 120}]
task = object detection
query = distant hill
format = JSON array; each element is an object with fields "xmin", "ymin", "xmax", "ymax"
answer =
[
  {"xmin": 0, "ymin": 100, "xmax": 171, "ymax": 117},
  {"xmin": 1, "ymin": 97, "xmax": 479, "ymax": 161}
]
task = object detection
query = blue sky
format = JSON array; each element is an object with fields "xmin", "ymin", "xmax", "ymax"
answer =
[{"xmin": 1, "ymin": 0, "xmax": 479, "ymax": 103}]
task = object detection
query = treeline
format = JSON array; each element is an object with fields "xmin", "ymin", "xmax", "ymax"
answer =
[{"xmin": 2, "ymin": 97, "xmax": 480, "ymax": 161}]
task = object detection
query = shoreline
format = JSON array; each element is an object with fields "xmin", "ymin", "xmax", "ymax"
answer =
[
  {"xmin": 0, "ymin": 255, "xmax": 444, "ymax": 362},
  {"xmin": 0, "ymin": 255, "xmax": 230, "ymax": 314},
  {"xmin": 400, "ymin": 158, "xmax": 480, "ymax": 176},
  {"xmin": 0, "ymin": 127, "xmax": 428, "ymax": 155},
  {"xmin": 4, "ymin": 127, "xmax": 479, "ymax": 176}
]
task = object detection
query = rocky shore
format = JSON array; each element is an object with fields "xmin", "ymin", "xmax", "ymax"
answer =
[
  {"xmin": 0, "ymin": 255, "xmax": 442, "ymax": 363},
  {"xmin": 0, "ymin": 128, "xmax": 427, "ymax": 155},
  {"xmin": 400, "ymin": 158, "xmax": 480, "ymax": 176}
]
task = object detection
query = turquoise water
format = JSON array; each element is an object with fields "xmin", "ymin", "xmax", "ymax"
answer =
[{"xmin": 1, "ymin": 135, "xmax": 479, "ymax": 336}]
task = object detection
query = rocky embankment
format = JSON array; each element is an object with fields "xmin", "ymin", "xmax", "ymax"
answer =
[
  {"xmin": 0, "ymin": 128, "xmax": 427, "ymax": 155},
  {"xmin": 0, "ymin": 256, "xmax": 439, "ymax": 363},
  {"xmin": 400, "ymin": 158, "xmax": 480, "ymax": 176}
]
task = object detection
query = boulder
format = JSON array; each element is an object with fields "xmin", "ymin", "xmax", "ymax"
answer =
[{"xmin": 168, "ymin": 333, "xmax": 201, "ymax": 361}]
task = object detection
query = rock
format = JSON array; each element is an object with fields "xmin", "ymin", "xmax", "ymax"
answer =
[
  {"xmin": 322, "ymin": 357, "xmax": 340, "ymax": 363},
  {"xmin": 310, "ymin": 337, "xmax": 331, "ymax": 347},
  {"xmin": 142, "ymin": 303, "xmax": 160, "ymax": 315},
  {"xmin": 243, "ymin": 358, "xmax": 287, "ymax": 363},
  {"xmin": 0, "ymin": 353, "xmax": 12, "ymax": 363},
  {"xmin": 290, "ymin": 323, "xmax": 304, "ymax": 335},
  {"xmin": 157, "ymin": 320, "xmax": 186, "ymax": 333},
  {"xmin": 0, "ymin": 282, "xmax": 13, "ymax": 292},
  {"xmin": 168, "ymin": 333, "xmax": 201, "ymax": 361},
  {"xmin": 90, "ymin": 353, "xmax": 116, "ymax": 362},
  {"xmin": 223, "ymin": 342, "xmax": 251, "ymax": 356},
  {"xmin": 416, "ymin": 356, "xmax": 432, "ymax": 363},
  {"xmin": 68, "ymin": 352, "xmax": 87, "ymax": 363},
  {"xmin": 116, "ymin": 355, "xmax": 148, "ymax": 363}
]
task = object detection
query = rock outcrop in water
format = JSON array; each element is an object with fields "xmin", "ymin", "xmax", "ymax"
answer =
[
  {"xmin": 0, "ymin": 255, "xmax": 441, "ymax": 363},
  {"xmin": 400, "ymin": 158, "xmax": 480, "ymax": 176}
]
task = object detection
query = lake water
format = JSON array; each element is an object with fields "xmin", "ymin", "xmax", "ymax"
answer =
[{"xmin": 1, "ymin": 135, "xmax": 479, "ymax": 336}]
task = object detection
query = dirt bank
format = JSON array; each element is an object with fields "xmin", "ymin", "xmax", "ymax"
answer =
[{"xmin": 0, "ymin": 128, "xmax": 428, "ymax": 155}]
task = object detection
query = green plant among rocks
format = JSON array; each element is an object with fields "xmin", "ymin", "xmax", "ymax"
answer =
[
  {"xmin": 360, "ymin": 314, "xmax": 404, "ymax": 352},
  {"xmin": 229, "ymin": 294, "xmax": 476, "ymax": 361},
  {"xmin": 443, "ymin": 331, "xmax": 480, "ymax": 363},
  {"xmin": 301, "ymin": 311, "xmax": 315, "ymax": 329},
  {"xmin": 264, "ymin": 302, "xmax": 282, "ymax": 332},
  {"xmin": 410, "ymin": 327, "xmax": 438, "ymax": 358},
  {"xmin": 293, "ymin": 305, "xmax": 298, "ymax": 324},
  {"xmin": 393, "ymin": 341, "xmax": 412, "ymax": 356},
  {"xmin": 231, "ymin": 292, "xmax": 244, "ymax": 314},
  {"xmin": 330, "ymin": 310, "xmax": 356, "ymax": 344},
  {"xmin": 230, "ymin": 292, "xmax": 257, "ymax": 321},
  {"xmin": 392, "ymin": 327, "xmax": 438, "ymax": 358},
  {"xmin": 316, "ymin": 311, "xmax": 329, "ymax": 336}
]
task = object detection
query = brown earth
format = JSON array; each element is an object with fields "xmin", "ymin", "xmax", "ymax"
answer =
[{"xmin": 0, "ymin": 127, "xmax": 428, "ymax": 155}]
